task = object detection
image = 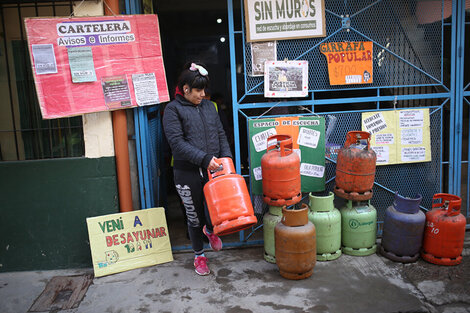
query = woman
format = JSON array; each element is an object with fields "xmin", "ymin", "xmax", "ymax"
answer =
[{"xmin": 162, "ymin": 62, "xmax": 232, "ymax": 276}]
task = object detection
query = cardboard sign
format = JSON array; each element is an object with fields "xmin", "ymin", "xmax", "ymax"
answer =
[
  {"xmin": 320, "ymin": 41, "xmax": 373, "ymax": 85},
  {"xmin": 361, "ymin": 109, "xmax": 431, "ymax": 165},
  {"xmin": 244, "ymin": 0, "xmax": 326, "ymax": 42},
  {"xmin": 248, "ymin": 116, "xmax": 325, "ymax": 194},
  {"xmin": 24, "ymin": 15, "xmax": 169, "ymax": 119},
  {"xmin": 86, "ymin": 207, "xmax": 173, "ymax": 277}
]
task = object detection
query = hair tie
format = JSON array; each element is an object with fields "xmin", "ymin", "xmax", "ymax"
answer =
[{"xmin": 189, "ymin": 63, "xmax": 208, "ymax": 76}]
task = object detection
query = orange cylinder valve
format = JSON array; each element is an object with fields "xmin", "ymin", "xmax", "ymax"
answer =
[
  {"xmin": 261, "ymin": 135, "xmax": 301, "ymax": 206},
  {"xmin": 421, "ymin": 193, "xmax": 466, "ymax": 266},
  {"xmin": 334, "ymin": 131, "xmax": 376, "ymax": 201},
  {"xmin": 204, "ymin": 158, "xmax": 258, "ymax": 236}
]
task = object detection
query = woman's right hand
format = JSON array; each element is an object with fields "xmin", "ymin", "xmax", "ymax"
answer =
[{"xmin": 207, "ymin": 157, "xmax": 220, "ymax": 171}]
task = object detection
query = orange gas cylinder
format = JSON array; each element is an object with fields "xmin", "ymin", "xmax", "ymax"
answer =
[
  {"xmin": 203, "ymin": 157, "xmax": 258, "ymax": 236},
  {"xmin": 261, "ymin": 135, "xmax": 301, "ymax": 206},
  {"xmin": 334, "ymin": 131, "xmax": 376, "ymax": 201},
  {"xmin": 421, "ymin": 193, "xmax": 466, "ymax": 266}
]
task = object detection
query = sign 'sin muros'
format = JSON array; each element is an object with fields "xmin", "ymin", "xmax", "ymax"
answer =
[{"xmin": 244, "ymin": 0, "xmax": 326, "ymax": 42}]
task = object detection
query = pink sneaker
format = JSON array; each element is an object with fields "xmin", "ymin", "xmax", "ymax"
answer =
[
  {"xmin": 194, "ymin": 256, "xmax": 210, "ymax": 276},
  {"xmin": 203, "ymin": 225, "xmax": 223, "ymax": 252}
]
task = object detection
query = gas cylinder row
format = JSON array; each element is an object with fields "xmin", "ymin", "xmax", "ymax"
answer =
[
  {"xmin": 261, "ymin": 135, "xmax": 316, "ymax": 280},
  {"xmin": 333, "ymin": 131, "xmax": 378, "ymax": 257},
  {"xmin": 381, "ymin": 192, "xmax": 466, "ymax": 265},
  {"xmin": 261, "ymin": 131, "xmax": 466, "ymax": 282}
]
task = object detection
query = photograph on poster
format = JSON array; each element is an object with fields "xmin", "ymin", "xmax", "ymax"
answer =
[
  {"xmin": 251, "ymin": 41, "xmax": 276, "ymax": 76},
  {"xmin": 264, "ymin": 60, "xmax": 308, "ymax": 98}
]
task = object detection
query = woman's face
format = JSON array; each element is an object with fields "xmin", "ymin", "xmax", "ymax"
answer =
[{"xmin": 184, "ymin": 85, "xmax": 205, "ymax": 105}]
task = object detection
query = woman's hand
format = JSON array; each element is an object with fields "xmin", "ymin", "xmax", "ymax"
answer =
[{"xmin": 207, "ymin": 157, "xmax": 220, "ymax": 171}]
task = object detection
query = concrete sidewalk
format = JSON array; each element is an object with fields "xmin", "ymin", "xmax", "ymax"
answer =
[{"xmin": 1, "ymin": 242, "xmax": 469, "ymax": 313}]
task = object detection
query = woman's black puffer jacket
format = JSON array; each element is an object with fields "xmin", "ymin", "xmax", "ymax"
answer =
[{"xmin": 163, "ymin": 94, "xmax": 232, "ymax": 170}]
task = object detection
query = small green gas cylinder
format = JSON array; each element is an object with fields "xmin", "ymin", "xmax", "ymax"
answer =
[
  {"xmin": 341, "ymin": 200, "xmax": 377, "ymax": 256},
  {"xmin": 263, "ymin": 205, "xmax": 283, "ymax": 263},
  {"xmin": 308, "ymin": 192, "xmax": 342, "ymax": 261}
]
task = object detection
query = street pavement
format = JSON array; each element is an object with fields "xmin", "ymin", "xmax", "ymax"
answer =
[{"xmin": 0, "ymin": 237, "xmax": 469, "ymax": 313}]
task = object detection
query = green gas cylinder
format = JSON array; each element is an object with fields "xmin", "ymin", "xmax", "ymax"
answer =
[
  {"xmin": 308, "ymin": 192, "xmax": 341, "ymax": 261},
  {"xmin": 263, "ymin": 205, "xmax": 283, "ymax": 263},
  {"xmin": 341, "ymin": 200, "xmax": 377, "ymax": 256}
]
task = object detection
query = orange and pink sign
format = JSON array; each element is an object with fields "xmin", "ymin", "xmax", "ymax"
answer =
[
  {"xmin": 320, "ymin": 41, "xmax": 373, "ymax": 86},
  {"xmin": 24, "ymin": 15, "xmax": 169, "ymax": 119}
]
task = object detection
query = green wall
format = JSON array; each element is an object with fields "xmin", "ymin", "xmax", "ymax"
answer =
[{"xmin": 0, "ymin": 157, "xmax": 119, "ymax": 272}]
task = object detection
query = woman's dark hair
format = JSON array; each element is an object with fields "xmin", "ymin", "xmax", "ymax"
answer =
[{"xmin": 177, "ymin": 61, "xmax": 210, "ymax": 92}]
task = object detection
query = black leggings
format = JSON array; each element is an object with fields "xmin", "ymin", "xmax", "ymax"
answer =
[{"xmin": 173, "ymin": 167, "xmax": 214, "ymax": 255}]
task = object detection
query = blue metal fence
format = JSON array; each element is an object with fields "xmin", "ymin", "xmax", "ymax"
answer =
[
  {"xmin": 227, "ymin": 0, "xmax": 469, "ymax": 242},
  {"xmin": 130, "ymin": 0, "xmax": 469, "ymax": 248}
]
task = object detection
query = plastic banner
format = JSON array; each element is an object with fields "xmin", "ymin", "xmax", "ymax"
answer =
[
  {"xmin": 248, "ymin": 116, "xmax": 325, "ymax": 194},
  {"xmin": 86, "ymin": 207, "xmax": 173, "ymax": 277},
  {"xmin": 24, "ymin": 15, "xmax": 169, "ymax": 119}
]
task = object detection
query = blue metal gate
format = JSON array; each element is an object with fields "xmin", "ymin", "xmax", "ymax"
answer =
[
  {"xmin": 132, "ymin": 0, "xmax": 469, "ymax": 248},
  {"xmin": 226, "ymin": 0, "xmax": 470, "ymax": 242}
]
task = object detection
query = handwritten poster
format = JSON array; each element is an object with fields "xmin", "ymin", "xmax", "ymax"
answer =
[
  {"xmin": 86, "ymin": 207, "xmax": 173, "ymax": 277},
  {"xmin": 362, "ymin": 109, "xmax": 431, "ymax": 165},
  {"xmin": 320, "ymin": 41, "xmax": 373, "ymax": 85},
  {"xmin": 248, "ymin": 116, "xmax": 325, "ymax": 194}
]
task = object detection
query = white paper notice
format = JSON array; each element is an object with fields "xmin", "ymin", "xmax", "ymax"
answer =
[
  {"xmin": 253, "ymin": 166, "xmax": 262, "ymax": 181},
  {"xmin": 363, "ymin": 112, "xmax": 387, "ymax": 134},
  {"xmin": 300, "ymin": 163, "xmax": 325, "ymax": 178},
  {"xmin": 297, "ymin": 127, "xmax": 320, "ymax": 149},
  {"xmin": 371, "ymin": 146, "xmax": 389, "ymax": 164},
  {"xmin": 401, "ymin": 128, "xmax": 423, "ymax": 145},
  {"xmin": 252, "ymin": 128, "xmax": 277, "ymax": 152},
  {"xmin": 399, "ymin": 110, "xmax": 424, "ymax": 128},
  {"xmin": 402, "ymin": 147, "xmax": 426, "ymax": 162},
  {"xmin": 132, "ymin": 73, "xmax": 159, "ymax": 106},
  {"xmin": 32, "ymin": 44, "xmax": 58, "ymax": 75},
  {"xmin": 375, "ymin": 133, "xmax": 394, "ymax": 145}
]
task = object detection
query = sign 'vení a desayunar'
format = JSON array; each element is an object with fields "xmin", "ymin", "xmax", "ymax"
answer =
[{"xmin": 86, "ymin": 207, "xmax": 173, "ymax": 277}]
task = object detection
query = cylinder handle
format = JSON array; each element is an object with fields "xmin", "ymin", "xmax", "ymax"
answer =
[
  {"xmin": 344, "ymin": 131, "xmax": 371, "ymax": 149},
  {"xmin": 432, "ymin": 193, "xmax": 462, "ymax": 216},
  {"xmin": 267, "ymin": 134, "xmax": 293, "ymax": 157}
]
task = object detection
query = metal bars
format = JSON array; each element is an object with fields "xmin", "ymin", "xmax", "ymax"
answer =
[
  {"xmin": 227, "ymin": 0, "xmax": 469, "ymax": 242},
  {"xmin": 0, "ymin": 1, "xmax": 84, "ymax": 161}
]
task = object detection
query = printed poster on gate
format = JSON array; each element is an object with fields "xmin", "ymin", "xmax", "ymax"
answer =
[
  {"xmin": 24, "ymin": 15, "xmax": 169, "ymax": 119},
  {"xmin": 320, "ymin": 41, "xmax": 373, "ymax": 85},
  {"xmin": 86, "ymin": 207, "xmax": 173, "ymax": 277},
  {"xmin": 244, "ymin": 0, "xmax": 326, "ymax": 42},
  {"xmin": 264, "ymin": 60, "xmax": 308, "ymax": 98},
  {"xmin": 248, "ymin": 116, "xmax": 325, "ymax": 194},
  {"xmin": 251, "ymin": 41, "xmax": 277, "ymax": 76},
  {"xmin": 361, "ymin": 109, "xmax": 431, "ymax": 165}
]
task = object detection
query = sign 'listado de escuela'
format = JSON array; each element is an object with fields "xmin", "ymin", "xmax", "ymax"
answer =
[{"xmin": 320, "ymin": 41, "xmax": 374, "ymax": 85}]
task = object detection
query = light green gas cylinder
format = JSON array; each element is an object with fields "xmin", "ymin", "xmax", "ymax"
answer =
[
  {"xmin": 308, "ymin": 192, "xmax": 342, "ymax": 261},
  {"xmin": 263, "ymin": 205, "xmax": 283, "ymax": 263},
  {"xmin": 341, "ymin": 200, "xmax": 377, "ymax": 256}
]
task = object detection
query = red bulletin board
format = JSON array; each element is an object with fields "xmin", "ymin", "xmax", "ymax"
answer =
[{"xmin": 24, "ymin": 15, "xmax": 169, "ymax": 119}]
